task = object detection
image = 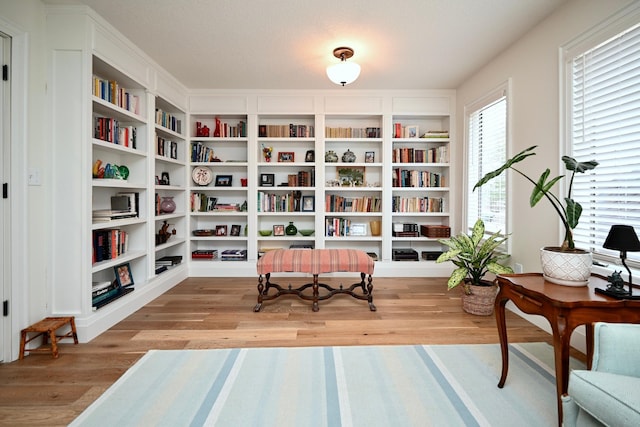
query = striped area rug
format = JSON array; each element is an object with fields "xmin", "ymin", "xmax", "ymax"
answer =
[{"xmin": 71, "ymin": 343, "xmax": 584, "ymax": 427}]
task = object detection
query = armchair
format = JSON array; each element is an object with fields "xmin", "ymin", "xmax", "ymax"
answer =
[{"xmin": 562, "ymin": 322, "xmax": 640, "ymax": 426}]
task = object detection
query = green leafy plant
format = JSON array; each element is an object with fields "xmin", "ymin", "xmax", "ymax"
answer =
[
  {"xmin": 436, "ymin": 218, "xmax": 513, "ymax": 293},
  {"xmin": 473, "ymin": 145, "xmax": 598, "ymax": 251}
]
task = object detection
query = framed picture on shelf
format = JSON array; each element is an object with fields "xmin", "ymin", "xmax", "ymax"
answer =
[
  {"xmin": 278, "ymin": 152, "xmax": 295, "ymax": 162},
  {"xmin": 215, "ymin": 175, "xmax": 233, "ymax": 187},
  {"xmin": 349, "ymin": 223, "xmax": 367, "ymax": 236},
  {"xmin": 215, "ymin": 225, "xmax": 228, "ymax": 236},
  {"xmin": 302, "ymin": 195, "xmax": 315, "ymax": 212},
  {"xmin": 261, "ymin": 173, "xmax": 275, "ymax": 187},
  {"xmin": 338, "ymin": 167, "xmax": 365, "ymax": 186},
  {"xmin": 406, "ymin": 125, "xmax": 419, "ymax": 138},
  {"xmin": 230, "ymin": 224, "xmax": 241, "ymax": 236},
  {"xmin": 365, "ymin": 151, "xmax": 375, "ymax": 163},
  {"xmin": 305, "ymin": 150, "xmax": 315, "ymax": 162},
  {"xmin": 273, "ymin": 224, "xmax": 285, "ymax": 236},
  {"xmin": 114, "ymin": 263, "xmax": 134, "ymax": 288},
  {"xmin": 170, "ymin": 142, "xmax": 178, "ymax": 159},
  {"xmin": 207, "ymin": 197, "xmax": 217, "ymax": 211}
]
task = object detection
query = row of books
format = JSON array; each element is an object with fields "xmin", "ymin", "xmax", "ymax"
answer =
[
  {"xmin": 392, "ymin": 169, "xmax": 446, "ymax": 188},
  {"xmin": 92, "ymin": 229, "xmax": 128, "ymax": 263},
  {"xmin": 155, "ymin": 108, "xmax": 182, "ymax": 134},
  {"xmin": 191, "ymin": 142, "xmax": 223, "ymax": 163},
  {"xmin": 257, "ymin": 192, "xmax": 305, "ymax": 213},
  {"xmin": 392, "ymin": 146, "xmax": 448, "ymax": 164},
  {"xmin": 258, "ymin": 124, "xmax": 314, "ymax": 138},
  {"xmin": 287, "ymin": 170, "xmax": 314, "ymax": 187},
  {"xmin": 325, "ymin": 217, "xmax": 353, "ymax": 237},
  {"xmin": 325, "ymin": 127, "xmax": 381, "ymax": 138},
  {"xmin": 94, "ymin": 116, "xmax": 137, "ymax": 148},
  {"xmin": 325, "ymin": 195, "xmax": 382, "ymax": 213},
  {"xmin": 157, "ymin": 136, "xmax": 178, "ymax": 160},
  {"xmin": 190, "ymin": 193, "xmax": 218, "ymax": 212},
  {"xmin": 221, "ymin": 249, "xmax": 247, "ymax": 261},
  {"xmin": 392, "ymin": 196, "xmax": 445, "ymax": 213},
  {"xmin": 92, "ymin": 75, "xmax": 141, "ymax": 115}
]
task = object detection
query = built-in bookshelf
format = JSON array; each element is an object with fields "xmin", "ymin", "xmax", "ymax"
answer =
[
  {"xmin": 391, "ymin": 114, "xmax": 451, "ymax": 261},
  {"xmin": 47, "ymin": 10, "xmax": 189, "ymax": 342},
  {"xmin": 188, "ymin": 114, "xmax": 250, "ymax": 263},
  {"xmin": 153, "ymin": 96, "xmax": 187, "ymax": 276}
]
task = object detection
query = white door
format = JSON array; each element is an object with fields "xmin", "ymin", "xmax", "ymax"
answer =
[{"xmin": 0, "ymin": 31, "xmax": 11, "ymax": 363}]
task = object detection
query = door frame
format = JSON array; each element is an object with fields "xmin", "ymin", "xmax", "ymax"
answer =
[{"xmin": 0, "ymin": 16, "xmax": 28, "ymax": 363}]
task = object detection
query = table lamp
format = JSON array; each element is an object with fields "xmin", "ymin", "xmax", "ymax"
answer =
[{"xmin": 595, "ymin": 225, "xmax": 640, "ymax": 299}]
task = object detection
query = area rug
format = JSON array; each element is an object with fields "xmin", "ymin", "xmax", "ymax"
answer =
[{"xmin": 70, "ymin": 343, "xmax": 584, "ymax": 427}]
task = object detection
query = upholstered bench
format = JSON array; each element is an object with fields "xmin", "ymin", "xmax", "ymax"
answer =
[{"xmin": 255, "ymin": 248, "xmax": 375, "ymax": 312}]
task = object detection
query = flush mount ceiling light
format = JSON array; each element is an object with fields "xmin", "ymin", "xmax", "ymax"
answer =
[{"xmin": 326, "ymin": 47, "xmax": 361, "ymax": 86}]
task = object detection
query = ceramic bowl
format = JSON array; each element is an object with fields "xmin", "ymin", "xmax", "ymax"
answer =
[
  {"xmin": 259, "ymin": 230, "xmax": 273, "ymax": 236},
  {"xmin": 298, "ymin": 229, "xmax": 314, "ymax": 236}
]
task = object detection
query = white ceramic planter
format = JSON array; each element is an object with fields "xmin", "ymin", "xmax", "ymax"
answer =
[{"xmin": 540, "ymin": 247, "xmax": 592, "ymax": 286}]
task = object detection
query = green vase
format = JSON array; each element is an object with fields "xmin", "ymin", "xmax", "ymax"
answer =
[{"xmin": 285, "ymin": 221, "xmax": 297, "ymax": 236}]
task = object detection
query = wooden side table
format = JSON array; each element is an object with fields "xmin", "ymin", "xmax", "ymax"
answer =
[
  {"xmin": 19, "ymin": 316, "xmax": 78, "ymax": 359},
  {"xmin": 494, "ymin": 273, "xmax": 640, "ymax": 426}
]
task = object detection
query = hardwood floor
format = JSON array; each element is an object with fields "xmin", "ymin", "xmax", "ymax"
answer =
[{"xmin": 0, "ymin": 276, "xmax": 563, "ymax": 426}]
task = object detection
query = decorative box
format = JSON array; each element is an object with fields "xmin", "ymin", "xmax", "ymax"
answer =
[{"xmin": 420, "ymin": 225, "xmax": 451, "ymax": 238}]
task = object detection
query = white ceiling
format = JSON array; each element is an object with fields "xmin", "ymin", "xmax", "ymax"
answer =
[{"xmin": 43, "ymin": 0, "xmax": 569, "ymax": 90}]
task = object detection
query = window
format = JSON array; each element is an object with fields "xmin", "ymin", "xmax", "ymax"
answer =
[
  {"xmin": 565, "ymin": 10, "xmax": 640, "ymax": 266},
  {"xmin": 465, "ymin": 85, "xmax": 508, "ymax": 238}
]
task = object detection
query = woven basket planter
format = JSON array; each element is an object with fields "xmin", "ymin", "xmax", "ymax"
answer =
[{"xmin": 461, "ymin": 281, "xmax": 499, "ymax": 316}]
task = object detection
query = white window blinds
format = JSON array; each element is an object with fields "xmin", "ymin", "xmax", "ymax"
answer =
[
  {"xmin": 571, "ymin": 23, "xmax": 640, "ymax": 265},
  {"xmin": 467, "ymin": 93, "xmax": 507, "ymax": 236}
]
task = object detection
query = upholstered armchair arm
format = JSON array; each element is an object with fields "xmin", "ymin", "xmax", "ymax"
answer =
[{"xmin": 591, "ymin": 322, "xmax": 640, "ymax": 377}]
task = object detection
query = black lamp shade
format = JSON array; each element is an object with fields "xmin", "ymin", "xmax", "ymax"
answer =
[{"xmin": 603, "ymin": 225, "xmax": 640, "ymax": 252}]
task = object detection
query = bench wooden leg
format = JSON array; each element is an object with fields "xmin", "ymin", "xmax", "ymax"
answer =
[
  {"xmin": 312, "ymin": 274, "xmax": 319, "ymax": 312},
  {"xmin": 254, "ymin": 274, "xmax": 266, "ymax": 312}
]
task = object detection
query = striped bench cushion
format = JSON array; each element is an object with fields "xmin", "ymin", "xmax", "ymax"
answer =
[{"xmin": 257, "ymin": 249, "xmax": 374, "ymax": 275}]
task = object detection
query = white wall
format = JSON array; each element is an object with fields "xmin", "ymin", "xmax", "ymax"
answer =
[{"xmin": 455, "ymin": 0, "xmax": 634, "ymax": 272}]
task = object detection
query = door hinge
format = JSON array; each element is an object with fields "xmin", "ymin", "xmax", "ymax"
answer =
[
  {"xmin": 2, "ymin": 183, "xmax": 7, "ymax": 198},
  {"xmin": 2, "ymin": 65, "xmax": 7, "ymax": 81},
  {"xmin": 2, "ymin": 300, "xmax": 7, "ymax": 317}
]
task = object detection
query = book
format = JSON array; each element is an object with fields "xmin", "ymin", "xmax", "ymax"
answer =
[
  {"xmin": 192, "ymin": 250, "xmax": 217, "ymax": 260},
  {"xmin": 156, "ymin": 255, "xmax": 183, "ymax": 265}
]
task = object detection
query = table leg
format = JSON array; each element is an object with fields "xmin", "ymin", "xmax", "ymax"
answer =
[
  {"xmin": 585, "ymin": 322, "xmax": 594, "ymax": 369},
  {"xmin": 495, "ymin": 294, "xmax": 510, "ymax": 388},
  {"xmin": 551, "ymin": 316, "xmax": 574, "ymax": 426},
  {"xmin": 312, "ymin": 274, "xmax": 319, "ymax": 312}
]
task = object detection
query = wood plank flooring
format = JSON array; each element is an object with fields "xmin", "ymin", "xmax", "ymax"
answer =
[{"xmin": 0, "ymin": 276, "xmax": 568, "ymax": 426}]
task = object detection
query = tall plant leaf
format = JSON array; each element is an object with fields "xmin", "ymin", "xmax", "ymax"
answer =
[{"xmin": 473, "ymin": 145, "xmax": 538, "ymax": 191}]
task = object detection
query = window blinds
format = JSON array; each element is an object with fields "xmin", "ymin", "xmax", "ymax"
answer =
[
  {"xmin": 571, "ymin": 23, "xmax": 640, "ymax": 264},
  {"xmin": 467, "ymin": 95, "xmax": 507, "ymax": 236}
]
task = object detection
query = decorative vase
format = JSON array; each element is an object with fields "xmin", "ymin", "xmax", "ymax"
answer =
[
  {"xmin": 325, "ymin": 150, "xmax": 338, "ymax": 163},
  {"xmin": 342, "ymin": 149, "xmax": 356, "ymax": 163},
  {"xmin": 160, "ymin": 196, "xmax": 176, "ymax": 214},
  {"xmin": 540, "ymin": 247, "xmax": 592, "ymax": 286},
  {"xmin": 461, "ymin": 280, "xmax": 499, "ymax": 315},
  {"xmin": 285, "ymin": 221, "xmax": 297, "ymax": 236}
]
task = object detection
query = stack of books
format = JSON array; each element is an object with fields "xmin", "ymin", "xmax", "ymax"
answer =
[
  {"xmin": 155, "ymin": 255, "xmax": 182, "ymax": 274},
  {"xmin": 221, "ymin": 249, "xmax": 247, "ymax": 261},
  {"xmin": 192, "ymin": 250, "xmax": 218, "ymax": 260}
]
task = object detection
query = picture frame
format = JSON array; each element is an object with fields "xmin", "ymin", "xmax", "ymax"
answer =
[
  {"xmin": 114, "ymin": 263, "xmax": 134, "ymax": 288},
  {"xmin": 160, "ymin": 172, "xmax": 170, "ymax": 185},
  {"xmin": 406, "ymin": 125, "xmax": 419, "ymax": 138},
  {"xmin": 273, "ymin": 224, "xmax": 285, "ymax": 236},
  {"xmin": 338, "ymin": 167, "xmax": 365, "ymax": 186},
  {"xmin": 207, "ymin": 197, "xmax": 217, "ymax": 211},
  {"xmin": 305, "ymin": 150, "xmax": 315, "ymax": 162},
  {"xmin": 230, "ymin": 224, "xmax": 241, "ymax": 236},
  {"xmin": 215, "ymin": 175, "xmax": 233, "ymax": 187},
  {"xmin": 215, "ymin": 225, "xmax": 228, "ymax": 236},
  {"xmin": 278, "ymin": 152, "xmax": 295, "ymax": 162},
  {"xmin": 365, "ymin": 151, "xmax": 375, "ymax": 163},
  {"xmin": 261, "ymin": 173, "xmax": 275, "ymax": 187},
  {"xmin": 302, "ymin": 195, "xmax": 315, "ymax": 212},
  {"xmin": 349, "ymin": 223, "xmax": 367, "ymax": 236}
]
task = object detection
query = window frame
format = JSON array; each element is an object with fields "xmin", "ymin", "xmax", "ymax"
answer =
[
  {"xmin": 560, "ymin": 2, "xmax": 640, "ymax": 269},
  {"xmin": 463, "ymin": 80, "xmax": 512, "ymax": 251}
]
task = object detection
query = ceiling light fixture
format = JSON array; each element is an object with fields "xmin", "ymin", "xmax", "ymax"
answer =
[{"xmin": 326, "ymin": 47, "xmax": 361, "ymax": 86}]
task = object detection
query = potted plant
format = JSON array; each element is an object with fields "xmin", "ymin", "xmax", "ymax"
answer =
[
  {"xmin": 436, "ymin": 218, "xmax": 513, "ymax": 315},
  {"xmin": 473, "ymin": 145, "xmax": 598, "ymax": 286}
]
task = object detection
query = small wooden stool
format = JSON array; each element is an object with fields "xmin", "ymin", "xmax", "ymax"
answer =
[{"xmin": 19, "ymin": 316, "xmax": 78, "ymax": 359}]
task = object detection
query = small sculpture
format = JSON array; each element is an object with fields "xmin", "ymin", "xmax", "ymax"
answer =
[
  {"xmin": 342, "ymin": 149, "xmax": 356, "ymax": 163},
  {"xmin": 214, "ymin": 117, "xmax": 221, "ymax": 137},
  {"xmin": 262, "ymin": 145, "xmax": 273, "ymax": 162},
  {"xmin": 606, "ymin": 270, "xmax": 626, "ymax": 293},
  {"xmin": 195, "ymin": 121, "xmax": 210, "ymax": 137}
]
